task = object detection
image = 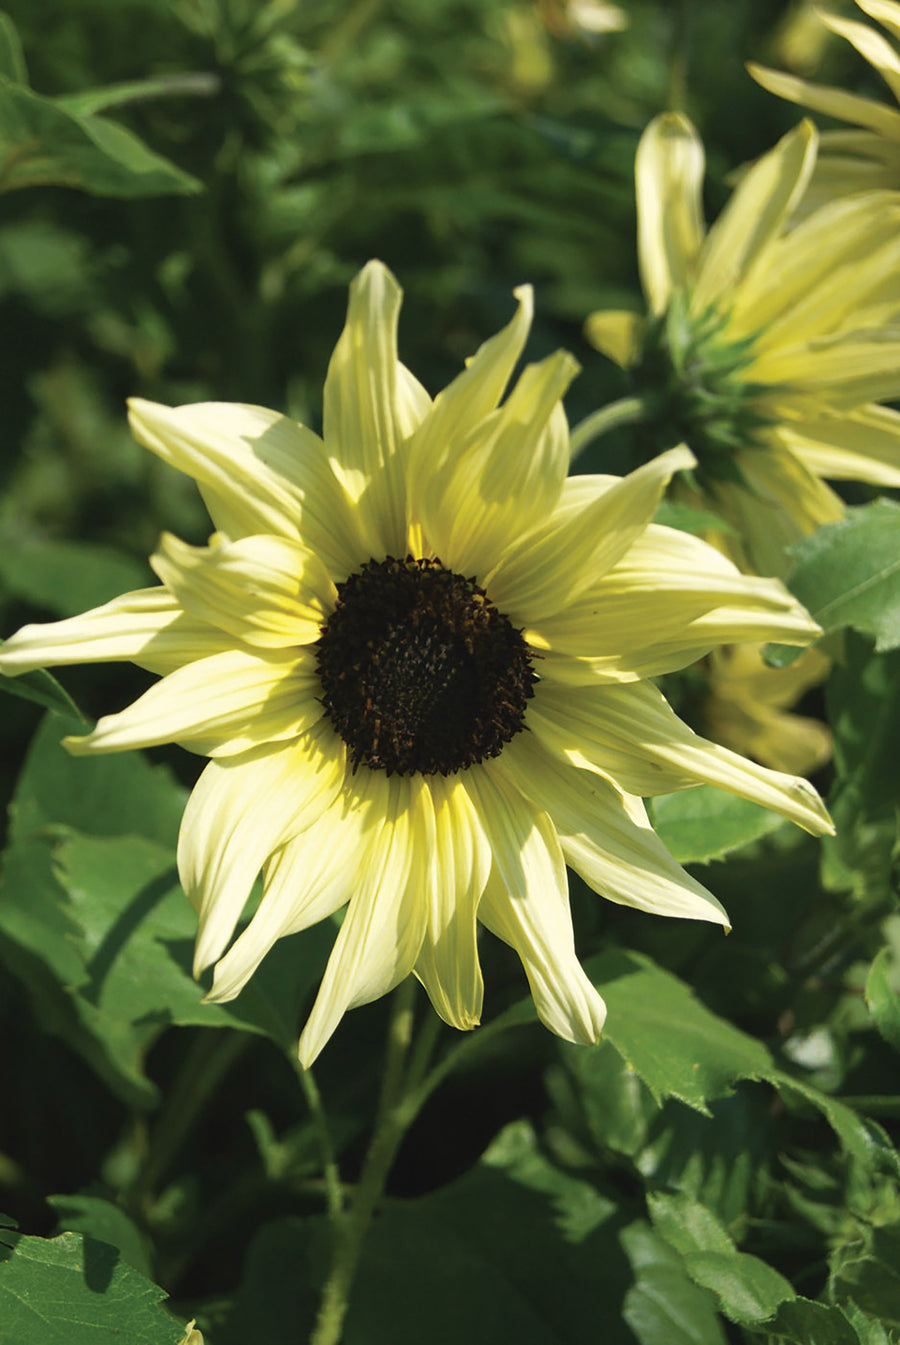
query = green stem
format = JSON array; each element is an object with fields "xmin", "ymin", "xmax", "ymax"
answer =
[
  {"xmin": 294, "ymin": 1062, "xmax": 344, "ymax": 1221},
  {"xmin": 309, "ymin": 982, "xmax": 420, "ymax": 1345},
  {"xmin": 569, "ymin": 395, "xmax": 645, "ymax": 461}
]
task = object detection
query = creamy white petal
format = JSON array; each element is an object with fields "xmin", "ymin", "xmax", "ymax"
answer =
[
  {"xmin": 423, "ymin": 351, "xmax": 578, "ymax": 579},
  {"xmin": 821, "ymin": 10, "xmax": 900, "ymax": 103},
  {"xmin": 322, "ymin": 260, "xmax": 430, "ymax": 558},
  {"xmin": 693, "ymin": 120, "xmax": 817, "ymax": 313},
  {"xmin": 636, "ymin": 113, "xmax": 706, "ymax": 314},
  {"xmin": 499, "ymin": 733, "xmax": 729, "ymax": 925},
  {"xmin": 407, "ymin": 286, "xmax": 533, "ymax": 538},
  {"xmin": 485, "ymin": 445, "xmax": 695, "ymax": 622},
  {"xmin": 583, "ymin": 310, "xmax": 646, "ymax": 369},
  {"xmin": 467, "ymin": 763, "xmax": 606, "ymax": 1045},
  {"xmin": 206, "ymin": 796, "xmax": 363, "ymax": 1002},
  {"xmin": 298, "ymin": 774, "xmax": 430, "ymax": 1067},
  {"xmin": 777, "ymin": 404, "xmax": 900, "ymax": 488},
  {"xmin": 128, "ymin": 399, "xmax": 361, "ymax": 577},
  {"xmin": 858, "ymin": 0, "xmax": 900, "ymax": 43},
  {"xmin": 413, "ymin": 776, "xmax": 491, "ymax": 1031},
  {"xmin": 529, "ymin": 680, "xmax": 833, "ymax": 835},
  {"xmin": 150, "ymin": 532, "xmax": 336, "ymax": 648},
  {"xmin": 179, "ymin": 721, "xmax": 347, "ymax": 974},
  {"xmin": 747, "ymin": 61, "xmax": 900, "ymax": 139},
  {"xmin": 63, "ymin": 648, "xmax": 322, "ymax": 757},
  {"xmin": 0, "ymin": 588, "xmax": 231, "ymax": 677}
]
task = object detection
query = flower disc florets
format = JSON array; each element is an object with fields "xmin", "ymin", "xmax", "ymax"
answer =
[
  {"xmin": 315, "ymin": 555, "xmax": 537, "ymax": 776},
  {"xmin": 630, "ymin": 294, "xmax": 776, "ymax": 488}
]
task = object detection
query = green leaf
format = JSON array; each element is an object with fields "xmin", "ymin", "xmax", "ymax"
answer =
[
  {"xmin": 653, "ymin": 499, "xmax": 737, "ymax": 536},
  {"xmin": 647, "ymin": 1191, "xmax": 793, "ymax": 1326},
  {"xmin": 56, "ymin": 73, "xmax": 218, "ymax": 118},
  {"xmin": 0, "ymin": 536, "xmax": 149, "ymax": 616},
  {"xmin": 0, "ymin": 1228, "xmax": 184, "ymax": 1344},
  {"xmin": 767, "ymin": 500, "xmax": 900, "ymax": 666},
  {"xmin": 619, "ymin": 1221, "xmax": 727, "ymax": 1345},
  {"xmin": 0, "ymin": 11, "xmax": 26, "ymax": 84},
  {"xmin": 48, "ymin": 1195, "xmax": 152, "ymax": 1277},
  {"xmin": 649, "ymin": 786, "xmax": 785, "ymax": 864},
  {"xmin": 0, "ymin": 665, "xmax": 86, "ymax": 722},
  {"xmin": 585, "ymin": 949, "xmax": 775, "ymax": 1113},
  {"xmin": 830, "ymin": 1224, "xmax": 900, "ymax": 1328},
  {"xmin": 765, "ymin": 1297, "xmax": 871, "ymax": 1344},
  {"xmin": 865, "ymin": 948, "xmax": 900, "ymax": 1054},
  {"xmin": 0, "ymin": 77, "xmax": 202, "ymax": 197}
]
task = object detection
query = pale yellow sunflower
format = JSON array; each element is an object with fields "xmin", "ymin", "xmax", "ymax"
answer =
[
  {"xmin": 750, "ymin": 0, "xmax": 900, "ymax": 208},
  {"xmin": 0, "ymin": 262, "xmax": 832, "ymax": 1065},
  {"xmin": 584, "ymin": 113, "xmax": 900, "ymax": 577}
]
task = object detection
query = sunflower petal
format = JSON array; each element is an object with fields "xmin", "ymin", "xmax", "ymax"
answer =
[
  {"xmin": 413, "ymin": 776, "xmax": 491, "ymax": 1031},
  {"xmin": 583, "ymin": 310, "xmax": 646, "ymax": 369},
  {"xmin": 636, "ymin": 112, "xmax": 706, "ymax": 314},
  {"xmin": 127, "ymin": 399, "xmax": 360, "ymax": 576},
  {"xmin": 499, "ymin": 733, "xmax": 729, "ymax": 926},
  {"xmin": 298, "ymin": 774, "xmax": 430, "ymax": 1067},
  {"xmin": 0, "ymin": 588, "xmax": 231, "ymax": 677},
  {"xmin": 150, "ymin": 533, "xmax": 336, "ymax": 648},
  {"xmin": 468, "ymin": 763, "xmax": 606, "ymax": 1045},
  {"xmin": 179, "ymin": 722, "xmax": 346, "ymax": 974},
  {"xmin": 63, "ymin": 648, "xmax": 322, "ymax": 757},
  {"xmin": 323, "ymin": 260, "xmax": 430, "ymax": 557},
  {"xmin": 777, "ymin": 403, "xmax": 900, "ymax": 488},
  {"xmin": 693, "ymin": 119, "xmax": 817, "ymax": 313}
]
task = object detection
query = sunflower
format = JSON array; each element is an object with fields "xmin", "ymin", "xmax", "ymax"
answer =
[
  {"xmin": 584, "ymin": 113, "xmax": 900, "ymax": 577},
  {"xmin": 750, "ymin": 0, "xmax": 900, "ymax": 210},
  {"xmin": 0, "ymin": 262, "xmax": 832, "ymax": 1065}
]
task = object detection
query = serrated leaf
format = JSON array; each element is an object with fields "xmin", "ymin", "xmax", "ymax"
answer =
[
  {"xmin": 767, "ymin": 500, "xmax": 900, "ymax": 666},
  {"xmin": 0, "ymin": 77, "xmax": 202, "ymax": 196},
  {"xmin": 585, "ymin": 949, "xmax": 775, "ymax": 1113},
  {"xmin": 865, "ymin": 948, "xmax": 900, "ymax": 1054},
  {"xmin": 649, "ymin": 786, "xmax": 785, "ymax": 864},
  {"xmin": 765, "ymin": 1296, "xmax": 868, "ymax": 1344},
  {"xmin": 619, "ymin": 1221, "xmax": 727, "ymax": 1345},
  {"xmin": 647, "ymin": 1191, "xmax": 793, "ymax": 1326},
  {"xmin": 0, "ymin": 1229, "xmax": 184, "ymax": 1344},
  {"xmin": 830, "ymin": 1225, "xmax": 900, "ymax": 1327}
]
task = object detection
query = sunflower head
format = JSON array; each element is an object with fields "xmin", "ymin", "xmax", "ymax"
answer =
[{"xmin": 0, "ymin": 260, "xmax": 833, "ymax": 1065}]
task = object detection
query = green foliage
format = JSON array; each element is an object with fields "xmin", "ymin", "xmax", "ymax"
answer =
[{"xmin": 649, "ymin": 786, "xmax": 785, "ymax": 864}]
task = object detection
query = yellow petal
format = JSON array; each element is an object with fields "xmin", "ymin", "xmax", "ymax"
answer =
[
  {"xmin": 820, "ymin": 10, "xmax": 900, "ymax": 105},
  {"xmin": 323, "ymin": 260, "xmax": 430, "ymax": 557},
  {"xmin": 298, "ymin": 774, "xmax": 430, "ymax": 1067},
  {"xmin": 857, "ymin": 0, "xmax": 900, "ymax": 43},
  {"xmin": 748, "ymin": 61, "xmax": 900, "ymax": 139},
  {"xmin": 693, "ymin": 119, "xmax": 817, "ymax": 313},
  {"xmin": 530, "ymin": 680, "xmax": 834, "ymax": 835},
  {"xmin": 499, "ymin": 734, "xmax": 729, "ymax": 925},
  {"xmin": 128, "ymin": 399, "xmax": 361, "ymax": 577},
  {"xmin": 150, "ymin": 533, "xmax": 336, "ymax": 648},
  {"xmin": 0, "ymin": 588, "xmax": 230, "ymax": 678},
  {"xmin": 413, "ymin": 776, "xmax": 491, "ymax": 1031},
  {"xmin": 179, "ymin": 722, "xmax": 346, "ymax": 974},
  {"xmin": 777, "ymin": 404, "xmax": 900, "ymax": 487},
  {"xmin": 422, "ymin": 350, "xmax": 578, "ymax": 579},
  {"xmin": 467, "ymin": 763, "xmax": 606, "ymax": 1045},
  {"xmin": 636, "ymin": 112, "xmax": 706, "ymax": 314},
  {"xmin": 583, "ymin": 309, "xmax": 646, "ymax": 369},
  {"xmin": 485, "ymin": 445, "xmax": 695, "ymax": 622},
  {"xmin": 63, "ymin": 648, "xmax": 322, "ymax": 758}
]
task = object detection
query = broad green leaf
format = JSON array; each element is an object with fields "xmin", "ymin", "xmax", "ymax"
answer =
[
  {"xmin": 649, "ymin": 786, "xmax": 785, "ymax": 864},
  {"xmin": 0, "ymin": 10, "xmax": 26, "ymax": 84},
  {"xmin": 767, "ymin": 500, "xmax": 900, "ymax": 665},
  {"xmin": 773, "ymin": 1074, "xmax": 900, "ymax": 1177},
  {"xmin": 865, "ymin": 948, "xmax": 900, "ymax": 1054},
  {"xmin": 0, "ymin": 665, "xmax": 85, "ymax": 721},
  {"xmin": 48, "ymin": 1195, "xmax": 152, "ymax": 1277},
  {"xmin": 619, "ymin": 1221, "xmax": 727, "ymax": 1345},
  {"xmin": 0, "ymin": 536, "xmax": 149, "ymax": 616},
  {"xmin": 585, "ymin": 949, "xmax": 775, "ymax": 1113},
  {"xmin": 648, "ymin": 1191, "xmax": 793, "ymax": 1326},
  {"xmin": 0, "ymin": 1228, "xmax": 184, "ymax": 1344},
  {"xmin": 0, "ymin": 77, "xmax": 202, "ymax": 196}
]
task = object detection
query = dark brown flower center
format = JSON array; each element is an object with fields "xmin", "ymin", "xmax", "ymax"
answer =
[{"xmin": 315, "ymin": 555, "xmax": 536, "ymax": 776}]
